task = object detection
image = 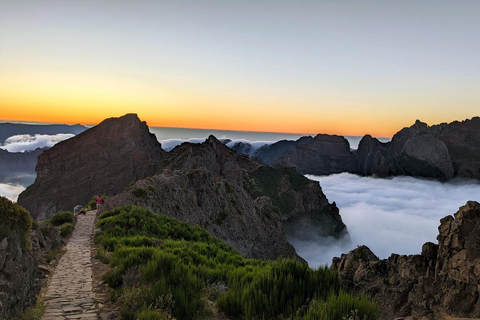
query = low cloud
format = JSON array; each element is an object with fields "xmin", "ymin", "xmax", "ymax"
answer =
[
  {"xmin": 225, "ymin": 139, "xmax": 275, "ymax": 157},
  {"xmin": 160, "ymin": 137, "xmax": 275, "ymax": 154},
  {"xmin": 0, "ymin": 183, "xmax": 26, "ymax": 202},
  {"xmin": 160, "ymin": 138, "xmax": 207, "ymax": 151},
  {"xmin": 291, "ymin": 173, "xmax": 480, "ymax": 267},
  {"xmin": 0, "ymin": 133, "xmax": 75, "ymax": 153}
]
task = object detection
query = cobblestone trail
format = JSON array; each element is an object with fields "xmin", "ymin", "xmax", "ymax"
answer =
[{"xmin": 42, "ymin": 211, "xmax": 98, "ymax": 320}]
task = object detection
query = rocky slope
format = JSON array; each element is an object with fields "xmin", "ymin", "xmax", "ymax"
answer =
[
  {"xmin": 18, "ymin": 114, "xmax": 166, "ymax": 220},
  {"xmin": 331, "ymin": 201, "xmax": 480, "ymax": 320},
  {"xmin": 0, "ymin": 196, "xmax": 63, "ymax": 318},
  {"xmin": 102, "ymin": 135, "xmax": 348, "ymax": 260}
]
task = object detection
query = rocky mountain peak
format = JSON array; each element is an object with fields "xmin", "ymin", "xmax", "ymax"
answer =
[{"xmin": 18, "ymin": 114, "xmax": 166, "ymax": 220}]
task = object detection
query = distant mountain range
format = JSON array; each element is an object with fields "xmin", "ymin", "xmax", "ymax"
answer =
[{"xmin": 0, "ymin": 122, "xmax": 87, "ymax": 144}]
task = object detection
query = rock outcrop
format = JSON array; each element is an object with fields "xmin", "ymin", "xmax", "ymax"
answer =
[
  {"xmin": 331, "ymin": 201, "xmax": 480, "ymax": 320},
  {"xmin": 276, "ymin": 134, "xmax": 357, "ymax": 175},
  {"xmin": 18, "ymin": 114, "xmax": 166, "ymax": 220},
  {"xmin": 0, "ymin": 197, "xmax": 63, "ymax": 318},
  {"xmin": 103, "ymin": 135, "xmax": 348, "ymax": 260}
]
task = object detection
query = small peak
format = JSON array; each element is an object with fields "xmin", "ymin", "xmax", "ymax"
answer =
[
  {"xmin": 413, "ymin": 119, "xmax": 428, "ymax": 128},
  {"xmin": 206, "ymin": 135, "xmax": 221, "ymax": 145}
]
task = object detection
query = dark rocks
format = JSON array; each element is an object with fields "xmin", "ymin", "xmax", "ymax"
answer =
[
  {"xmin": 276, "ymin": 134, "xmax": 357, "ymax": 175},
  {"xmin": 243, "ymin": 117, "xmax": 480, "ymax": 181},
  {"xmin": 331, "ymin": 201, "xmax": 480, "ymax": 320},
  {"xmin": 0, "ymin": 197, "xmax": 63, "ymax": 319},
  {"xmin": 357, "ymin": 118, "xmax": 479, "ymax": 180},
  {"xmin": 18, "ymin": 114, "xmax": 166, "ymax": 220}
]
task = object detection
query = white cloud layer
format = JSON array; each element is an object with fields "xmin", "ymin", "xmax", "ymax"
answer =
[
  {"xmin": 294, "ymin": 173, "xmax": 480, "ymax": 267},
  {"xmin": 0, "ymin": 183, "xmax": 26, "ymax": 202},
  {"xmin": 160, "ymin": 137, "xmax": 275, "ymax": 154},
  {"xmin": 160, "ymin": 138, "xmax": 207, "ymax": 151},
  {"xmin": 0, "ymin": 134, "xmax": 75, "ymax": 153}
]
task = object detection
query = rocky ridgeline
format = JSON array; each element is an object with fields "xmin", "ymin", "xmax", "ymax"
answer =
[
  {"xmin": 331, "ymin": 201, "xmax": 480, "ymax": 320},
  {"xmin": 0, "ymin": 197, "xmax": 63, "ymax": 319},
  {"xmin": 243, "ymin": 117, "xmax": 480, "ymax": 181},
  {"xmin": 18, "ymin": 114, "xmax": 166, "ymax": 220},
  {"xmin": 103, "ymin": 135, "xmax": 348, "ymax": 260},
  {"xmin": 17, "ymin": 114, "xmax": 348, "ymax": 260}
]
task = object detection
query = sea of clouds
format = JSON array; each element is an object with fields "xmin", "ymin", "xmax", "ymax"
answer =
[
  {"xmin": 0, "ymin": 133, "xmax": 75, "ymax": 153},
  {"xmin": 289, "ymin": 173, "xmax": 480, "ymax": 267}
]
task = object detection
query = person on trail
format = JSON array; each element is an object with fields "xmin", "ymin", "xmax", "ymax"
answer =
[
  {"xmin": 74, "ymin": 205, "xmax": 82, "ymax": 215},
  {"xmin": 96, "ymin": 195, "xmax": 103, "ymax": 211}
]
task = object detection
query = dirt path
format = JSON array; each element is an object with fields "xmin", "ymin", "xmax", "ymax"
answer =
[{"xmin": 42, "ymin": 210, "xmax": 98, "ymax": 320}]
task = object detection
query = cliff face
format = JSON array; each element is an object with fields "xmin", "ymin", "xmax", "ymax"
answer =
[
  {"xmin": 0, "ymin": 197, "xmax": 63, "ymax": 319},
  {"xmin": 18, "ymin": 114, "xmax": 166, "ymax": 220},
  {"xmin": 276, "ymin": 134, "xmax": 357, "ymax": 175},
  {"xmin": 103, "ymin": 136, "xmax": 348, "ymax": 260},
  {"xmin": 331, "ymin": 201, "xmax": 480, "ymax": 320}
]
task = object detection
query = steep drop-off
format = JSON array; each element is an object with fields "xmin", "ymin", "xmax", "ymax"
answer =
[{"xmin": 18, "ymin": 114, "xmax": 166, "ymax": 220}]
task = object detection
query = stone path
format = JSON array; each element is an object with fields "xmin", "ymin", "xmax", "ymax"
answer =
[{"xmin": 42, "ymin": 211, "xmax": 98, "ymax": 320}]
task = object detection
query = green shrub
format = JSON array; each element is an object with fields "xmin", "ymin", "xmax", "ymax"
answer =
[
  {"xmin": 296, "ymin": 291, "xmax": 380, "ymax": 320},
  {"xmin": 95, "ymin": 205, "xmax": 379, "ymax": 320},
  {"xmin": 50, "ymin": 211, "xmax": 73, "ymax": 226},
  {"xmin": 132, "ymin": 187, "xmax": 148, "ymax": 198},
  {"xmin": 0, "ymin": 196, "xmax": 32, "ymax": 250},
  {"xmin": 59, "ymin": 223, "xmax": 74, "ymax": 237}
]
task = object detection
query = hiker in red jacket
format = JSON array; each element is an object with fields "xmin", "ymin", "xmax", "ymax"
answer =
[{"xmin": 96, "ymin": 195, "xmax": 103, "ymax": 211}]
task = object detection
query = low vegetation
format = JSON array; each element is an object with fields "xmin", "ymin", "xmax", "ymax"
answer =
[
  {"xmin": 0, "ymin": 196, "xmax": 32, "ymax": 250},
  {"xmin": 59, "ymin": 223, "xmax": 74, "ymax": 237},
  {"xmin": 95, "ymin": 205, "xmax": 379, "ymax": 320},
  {"xmin": 49, "ymin": 211, "xmax": 73, "ymax": 226}
]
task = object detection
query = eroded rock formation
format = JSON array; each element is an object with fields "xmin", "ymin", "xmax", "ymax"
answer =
[
  {"xmin": 331, "ymin": 201, "xmax": 480, "ymax": 320},
  {"xmin": 18, "ymin": 114, "xmax": 166, "ymax": 220}
]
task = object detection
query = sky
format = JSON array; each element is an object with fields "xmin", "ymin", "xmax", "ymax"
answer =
[{"xmin": 1, "ymin": 1, "xmax": 479, "ymax": 137}]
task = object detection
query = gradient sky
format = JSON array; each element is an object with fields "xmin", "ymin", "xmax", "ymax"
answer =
[{"xmin": 1, "ymin": 1, "xmax": 479, "ymax": 137}]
